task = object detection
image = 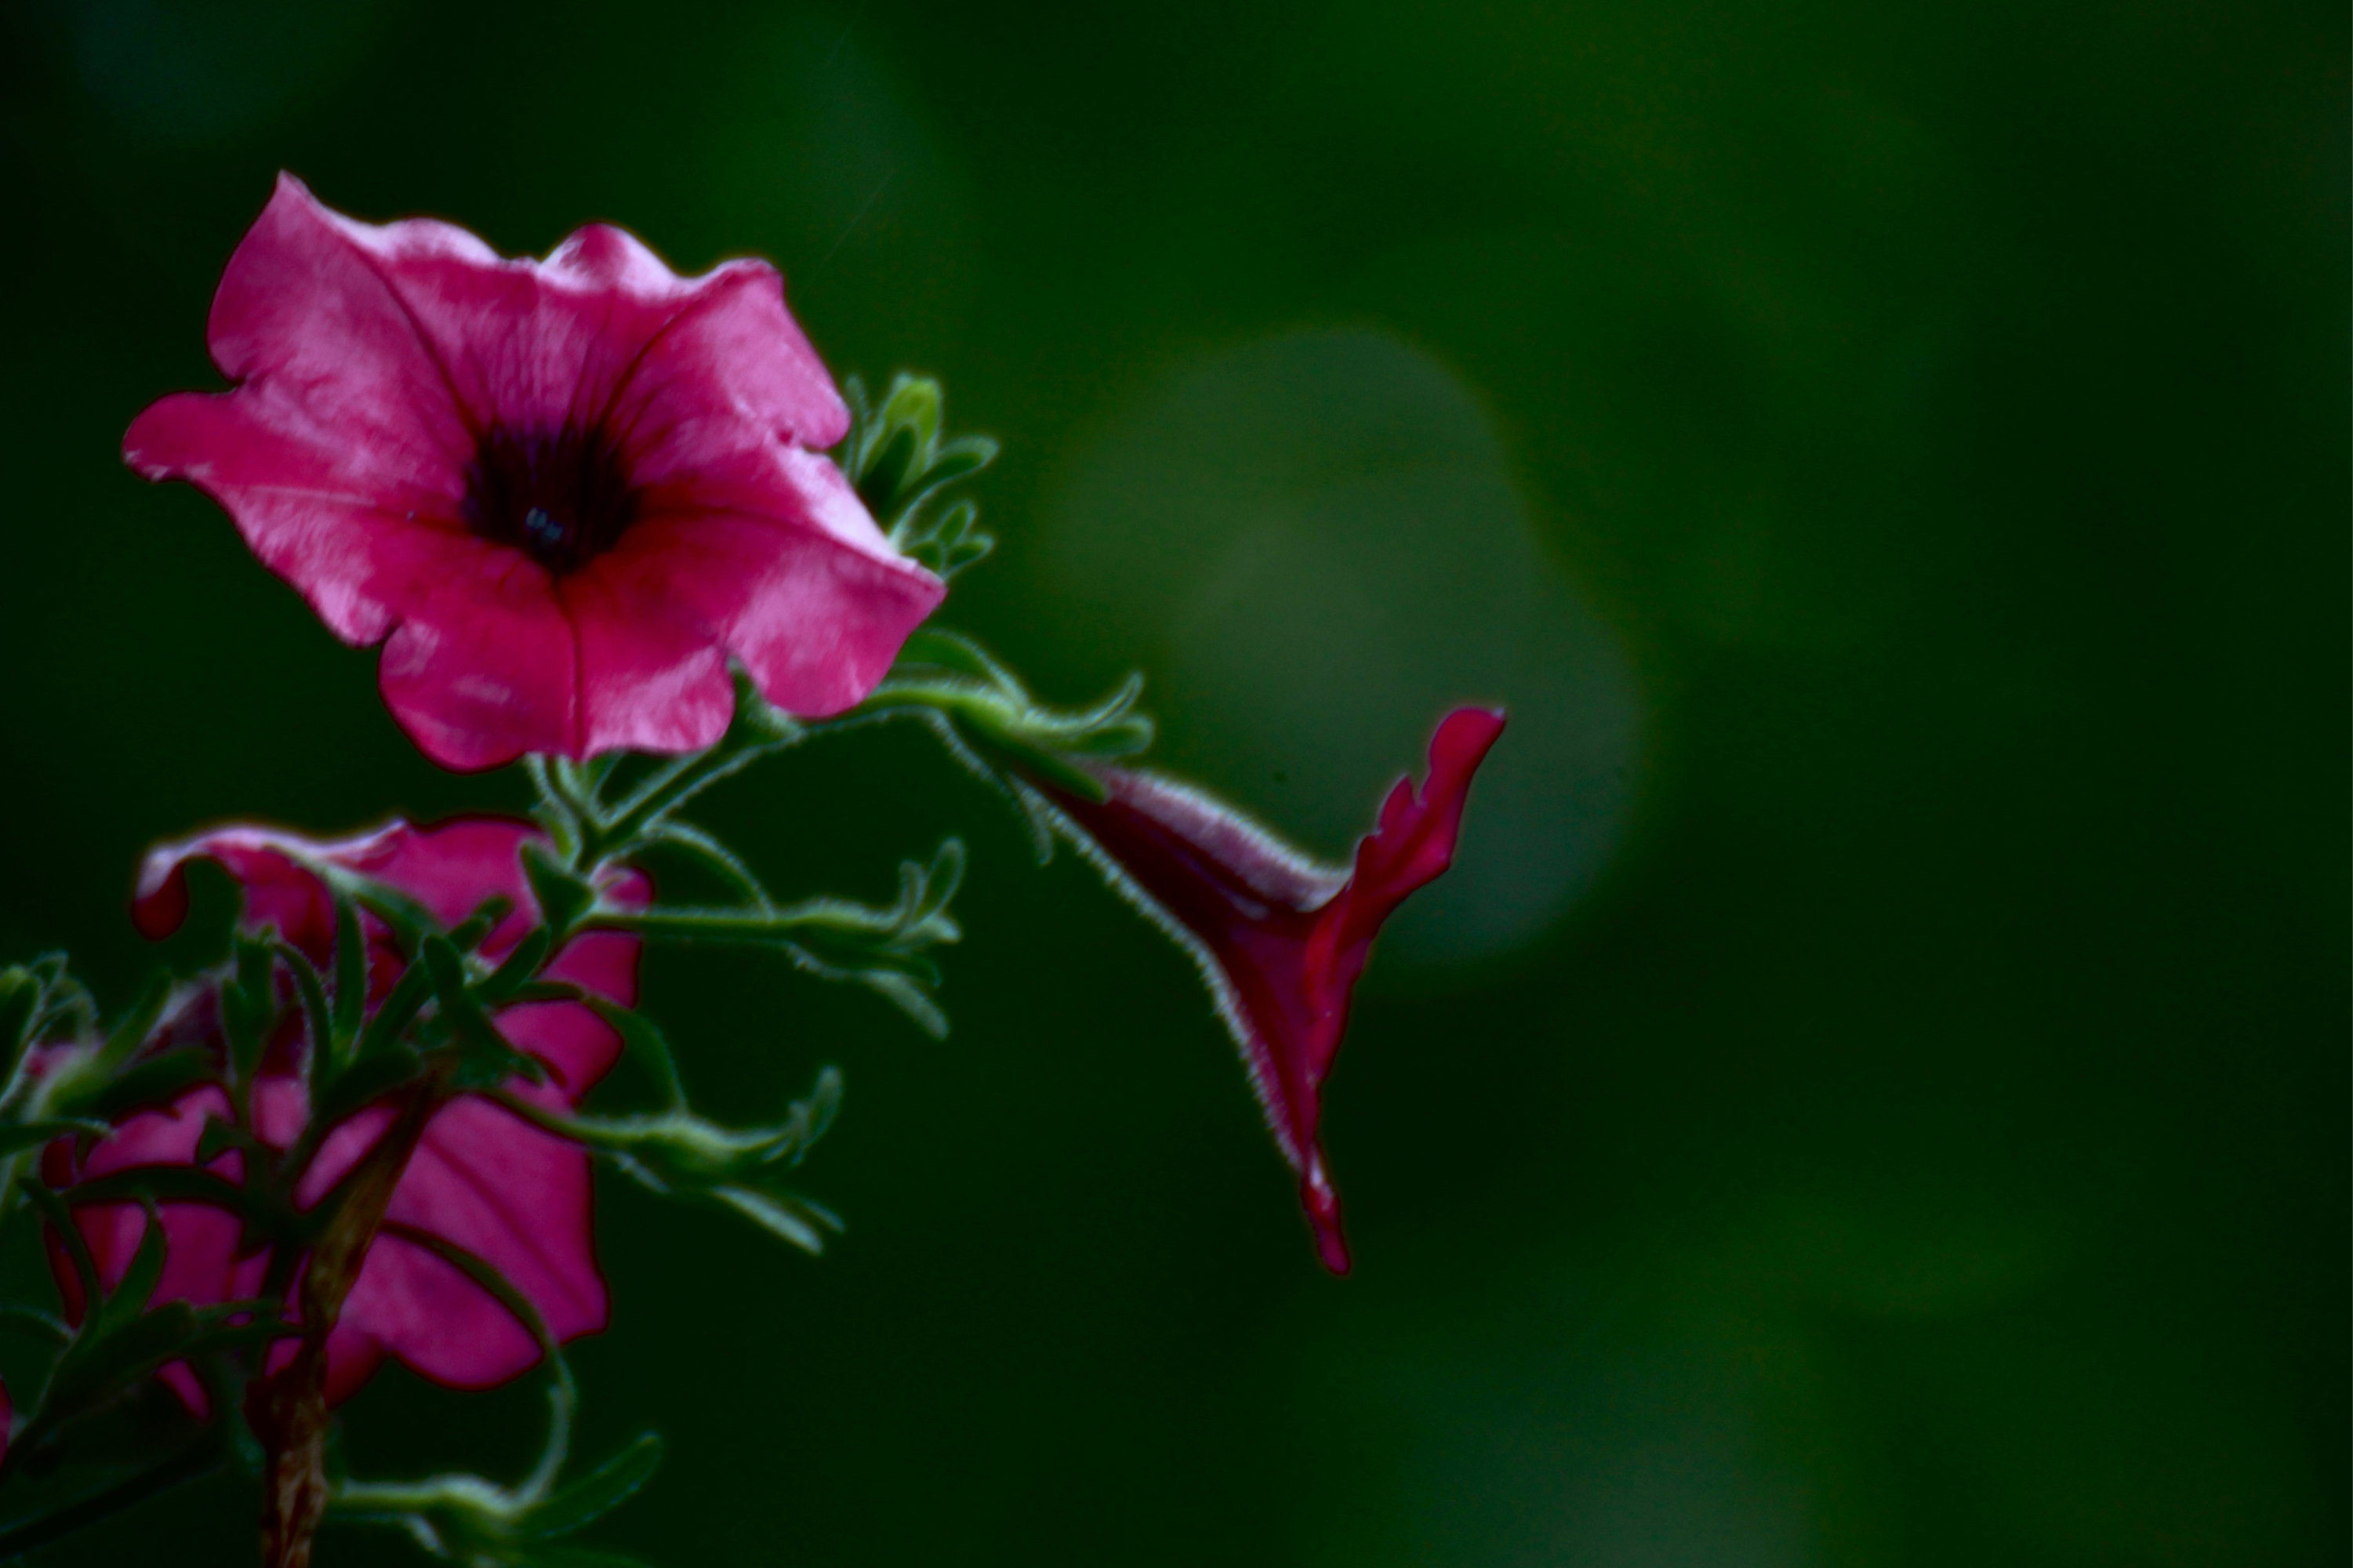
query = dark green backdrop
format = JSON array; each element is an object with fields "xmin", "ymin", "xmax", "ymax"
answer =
[{"xmin": 0, "ymin": 0, "xmax": 2344, "ymax": 1563}]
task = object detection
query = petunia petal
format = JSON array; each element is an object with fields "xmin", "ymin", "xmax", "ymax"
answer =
[
  {"xmin": 45, "ymin": 1086, "xmax": 272, "ymax": 1417},
  {"xmin": 78, "ymin": 817, "xmax": 645, "ymax": 1403},
  {"xmin": 572, "ymin": 240, "xmax": 849, "ymax": 452},
  {"xmin": 625, "ymin": 450, "xmax": 944, "ymax": 719},
  {"xmin": 1042, "ymin": 707, "xmax": 1505, "ymax": 1273},
  {"xmin": 129, "ymin": 176, "xmax": 935, "ymax": 762},
  {"xmin": 376, "ymin": 550, "xmax": 583, "ymax": 769},
  {"xmin": 326, "ymin": 1094, "xmax": 605, "ymax": 1396},
  {"xmin": 122, "ymin": 390, "xmax": 475, "ymax": 648},
  {"xmin": 555, "ymin": 559, "xmax": 738, "ymax": 758}
]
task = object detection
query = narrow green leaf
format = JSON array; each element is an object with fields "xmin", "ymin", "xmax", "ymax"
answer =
[
  {"xmin": 222, "ymin": 934, "xmax": 278, "ymax": 1090},
  {"xmin": 421, "ymin": 935, "xmax": 539, "ymax": 1089},
  {"xmin": 274, "ymin": 942, "xmax": 333, "ymax": 1070},
  {"xmin": 81, "ymin": 1047, "xmax": 217, "ymax": 1123},
  {"xmin": 525, "ymin": 754, "xmax": 587, "ymax": 863},
  {"xmin": 23, "ymin": 1182, "xmax": 97, "ymax": 1314},
  {"xmin": 0, "ymin": 967, "xmax": 42, "ymax": 1059},
  {"xmin": 310, "ymin": 1045, "xmax": 423, "ymax": 1131},
  {"xmin": 64, "ymin": 1166, "xmax": 274, "ymax": 1226},
  {"xmin": 331, "ymin": 889, "xmax": 367, "ymax": 1057},
  {"xmin": 710, "ymin": 1185, "xmax": 842, "ymax": 1254},
  {"xmin": 503, "ymin": 979, "xmax": 586, "ymax": 1004},
  {"xmin": 521, "ymin": 1434, "xmax": 665, "ymax": 1542},
  {"xmin": 521, "ymin": 842, "xmax": 597, "ymax": 938},
  {"xmin": 355, "ymin": 961, "xmax": 432, "ymax": 1062},
  {"xmin": 447, "ymin": 894, "xmax": 516, "ymax": 954},
  {"xmin": 93, "ymin": 972, "xmax": 172, "ymax": 1078},
  {"xmin": 0, "ymin": 1304, "xmax": 68, "ymax": 1343},
  {"xmin": 100, "ymin": 1208, "xmax": 169, "ymax": 1327},
  {"xmin": 859, "ymin": 423, "xmax": 918, "ymax": 514},
  {"xmin": 895, "ymin": 628, "xmax": 1015, "ymax": 686},
  {"xmin": 582, "ymin": 1001, "xmax": 684, "ymax": 1108},
  {"xmin": 0, "ymin": 1119, "xmax": 105, "ymax": 1160},
  {"xmin": 344, "ymin": 880, "xmax": 439, "ymax": 952},
  {"xmin": 479, "ymin": 926, "xmax": 554, "ymax": 1002},
  {"xmin": 642, "ymin": 822, "xmax": 772, "ymax": 910}
]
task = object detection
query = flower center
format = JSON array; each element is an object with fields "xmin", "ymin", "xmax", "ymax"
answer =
[{"xmin": 463, "ymin": 424, "xmax": 639, "ymax": 575}]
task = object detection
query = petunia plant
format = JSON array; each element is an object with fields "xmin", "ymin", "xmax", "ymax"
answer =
[{"xmin": 0, "ymin": 177, "xmax": 1503, "ymax": 1567}]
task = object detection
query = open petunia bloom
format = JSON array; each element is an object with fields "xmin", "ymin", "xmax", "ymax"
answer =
[
  {"xmin": 48, "ymin": 818, "xmax": 645, "ymax": 1409},
  {"xmin": 1042, "ymin": 706, "xmax": 1505, "ymax": 1273},
  {"xmin": 123, "ymin": 174, "xmax": 943, "ymax": 769}
]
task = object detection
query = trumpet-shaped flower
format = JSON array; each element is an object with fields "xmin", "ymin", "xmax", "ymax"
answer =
[
  {"xmin": 49, "ymin": 818, "xmax": 644, "ymax": 1407},
  {"xmin": 1045, "ymin": 706, "xmax": 1505, "ymax": 1272},
  {"xmin": 123, "ymin": 175, "xmax": 942, "ymax": 769}
]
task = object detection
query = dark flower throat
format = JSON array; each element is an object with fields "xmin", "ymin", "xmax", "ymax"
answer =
[{"xmin": 464, "ymin": 424, "xmax": 639, "ymax": 576}]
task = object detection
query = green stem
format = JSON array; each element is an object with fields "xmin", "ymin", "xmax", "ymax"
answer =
[{"xmin": 594, "ymin": 726, "xmax": 801, "ymax": 866}]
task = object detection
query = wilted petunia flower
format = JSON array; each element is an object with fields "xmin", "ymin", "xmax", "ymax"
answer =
[
  {"xmin": 123, "ymin": 175, "xmax": 943, "ymax": 769},
  {"xmin": 1044, "ymin": 706, "xmax": 1505, "ymax": 1273},
  {"xmin": 49, "ymin": 818, "xmax": 644, "ymax": 1408}
]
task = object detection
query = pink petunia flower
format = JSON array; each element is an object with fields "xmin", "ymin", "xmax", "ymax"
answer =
[
  {"xmin": 123, "ymin": 174, "xmax": 943, "ymax": 769},
  {"xmin": 48, "ymin": 818, "xmax": 645, "ymax": 1409},
  {"xmin": 1043, "ymin": 706, "xmax": 1505, "ymax": 1273}
]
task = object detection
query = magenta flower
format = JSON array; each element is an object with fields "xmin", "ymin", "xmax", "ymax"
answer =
[
  {"xmin": 122, "ymin": 175, "xmax": 943, "ymax": 769},
  {"xmin": 1045, "ymin": 706, "xmax": 1505, "ymax": 1273},
  {"xmin": 49, "ymin": 818, "xmax": 644, "ymax": 1409}
]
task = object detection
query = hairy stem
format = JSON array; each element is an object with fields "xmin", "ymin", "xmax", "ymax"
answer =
[{"xmin": 249, "ymin": 1081, "xmax": 441, "ymax": 1568}]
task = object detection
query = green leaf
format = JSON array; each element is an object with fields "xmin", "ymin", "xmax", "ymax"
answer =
[
  {"xmin": 524, "ymin": 755, "xmax": 588, "ymax": 865},
  {"xmin": 479, "ymin": 927, "xmax": 554, "ymax": 1003},
  {"xmin": 640, "ymin": 822, "xmax": 771, "ymax": 911},
  {"xmin": 518, "ymin": 1434, "xmax": 663, "ymax": 1542},
  {"xmin": 918, "ymin": 435, "xmax": 997, "ymax": 491},
  {"xmin": 63, "ymin": 1166, "xmax": 277, "ymax": 1229},
  {"xmin": 26, "ymin": 1301, "xmax": 298, "ymax": 1450},
  {"xmin": 23, "ymin": 1182, "xmax": 97, "ymax": 1311},
  {"xmin": 894, "ymin": 495, "xmax": 997, "ymax": 581},
  {"xmin": 895, "ymin": 628, "xmax": 1015, "ymax": 685},
  {"xmin": 501, "ymin": 979, "xmax": 586, "ymax": 1005},
  {"xmin": 311, "ymin": 1045, "xmax": 424, "ymax": 1131},
  {"xmin": 341, "ymin": 879, "xmax": 440, "ymax": 953},
  {"xmin": 707, "ymin": 1185, "xmax": 842, "ymax": 1254},
  {"xmin": 221, "ymin": 934, "xmax": 278, "ymax": 1090},
  {"xmin": 448, "ymin": 895, "xmax": 517, "ymax": 954},
  {"xmin": 93, "ymin": 973, "xmax": 172, "ymax": 1080},
  {"xmin": 0, "ymin": 1304, "xmax": 71, "ymax": 1343},
  {"xmin": 859, "ymin": 423, "xmax": 919, "ymax": 516},
  {"xmin": 331, "ymin": 889, "xmax": 367, "ymax": 1058},
  {"xmin": 0, "ymin": 966, "xmax": 42, "ymax": 1062},
  {"xmin": 608, "ymin": 840, "xmax": 964, "ymax": 1034},
  {"xmin": 96, "ymin": 1209, "xmax": 168, "ymax": 1329},
  {"xmin": 581, "ymin": 1003, "xmax": 684, "ymax": 1109},
  {"xmin": 0, "ymin": 1119, "xmax": 107, "ymax": 1160},
  {"xmin": 194, "ymin": 1113, "xmax": 260, "ymax": 1165},
  {"xmin": 274, "ymin": 942, "xmax": 333, "ymax": 1067},
  {"xmin": 420, "ymin": 936, "xmax": 542, "ymax": 1090},
  {"xmin": 79, "ymin": 1047, "xmax": 217, "ymax": 1123},
  {"xmin": 521, "ymin": 842, "xmax": 597, "ymax": 938},
  {"xmin": 355, "ymin": 960, "xmax": 433, "ymax": 1063}
]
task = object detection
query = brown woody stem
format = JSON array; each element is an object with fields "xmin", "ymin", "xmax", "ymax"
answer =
[{"xmin": 248, "ymin": 1082, "xmax": 442, "ymax": 1568}]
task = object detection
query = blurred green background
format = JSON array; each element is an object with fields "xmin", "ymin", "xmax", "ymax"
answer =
[{"xmin": 0, "ymin": 0, "xmax": 2344, "ymax": 1563}]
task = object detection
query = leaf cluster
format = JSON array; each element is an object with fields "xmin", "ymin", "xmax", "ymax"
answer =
[{"xmin": 841, "ymin": 372, "xmax": 999, "ymax": 580}]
